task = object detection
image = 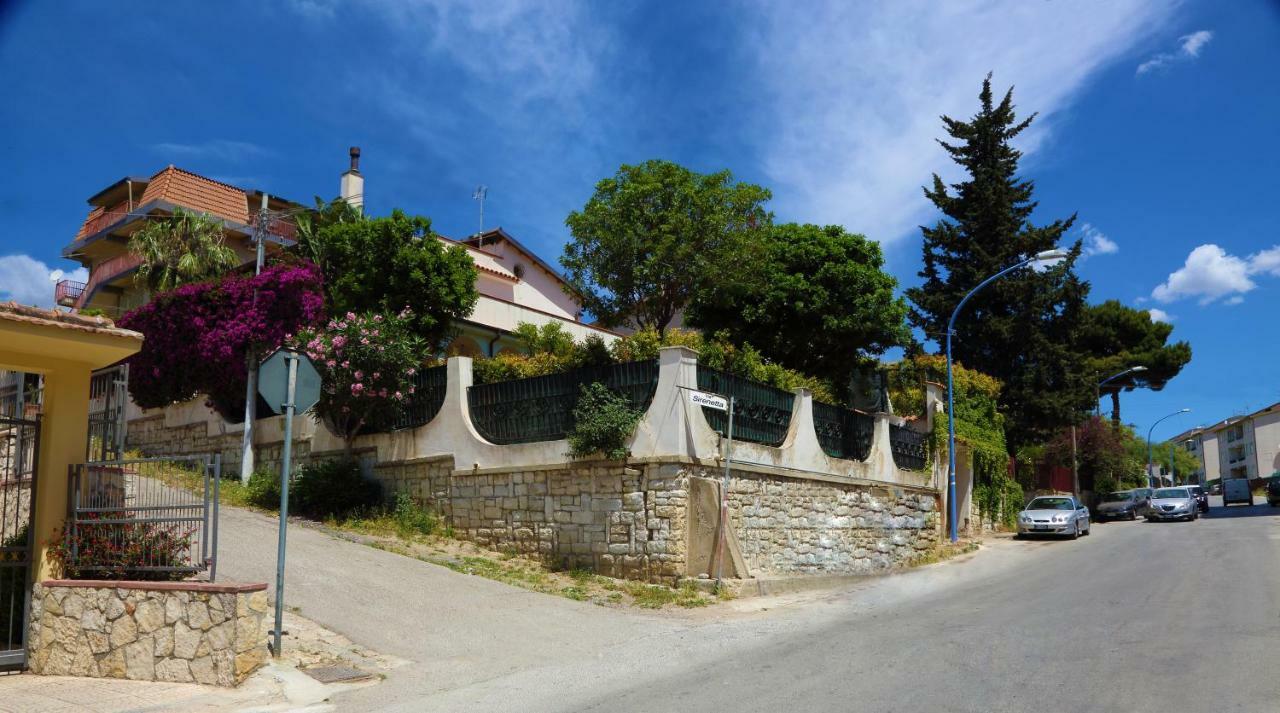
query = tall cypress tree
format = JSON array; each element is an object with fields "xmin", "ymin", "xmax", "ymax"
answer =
[{"xmin": 905, "ymin": 75, "xmax": 1092, "ymax": 452}]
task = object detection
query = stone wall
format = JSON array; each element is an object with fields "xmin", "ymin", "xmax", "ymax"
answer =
[
  {"xmin": 449, "ymin": 461, "xmax": 688, "ymax": 583},
  {"xmin": 27, "ymin": 581, "xmax": 270, "ymax": 687},
  {"xmin": 1, "ymin": 481, "xmax": 31, "ymax": 543},
  {"xmin": 445, "ymin": 459, "xmax": 939, "ymax": 584}
]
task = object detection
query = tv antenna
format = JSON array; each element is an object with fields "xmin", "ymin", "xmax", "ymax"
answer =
[{"xmin": 473, "ymin": 185, "xmax": 488, "ymax": 235}]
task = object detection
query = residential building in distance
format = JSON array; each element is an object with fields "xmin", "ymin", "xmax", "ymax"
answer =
[
  {"xmin": 1179, "ymin": 400, "xmax": 1280, "ymax": 485},
  {"xmin": 1171, "ymin": 425, "xmax": 1207, "ymax": 485},
  {"xmin": 55, "ymin": 149, "xmax": 616, "ymax": 356}
]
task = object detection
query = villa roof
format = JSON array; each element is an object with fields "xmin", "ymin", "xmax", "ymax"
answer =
[
  {"xmin": 0, "ymin": 302, "xmax": 142, "ymax": 341},
  {"xmin": 75, "ymin": 166, "xmax": 255, "ymax": 242}
]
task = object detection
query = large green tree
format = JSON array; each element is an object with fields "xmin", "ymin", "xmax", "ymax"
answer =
[
  {"xmin": 688, "ymin": 223, "xmax": 909, "ymax": 388},
  {"xmin": 562, "ymin": 159, "xmax": 771, "ymax": 335},
  {"xmin": 302, "ymin": 209, "xmax": 478, "ymax": 349},
  {"xmin": 905, "ymin": 75, "xmax": 1093, "ymax": 452},
  {"xmin": 128, "ymin": 207, "xmax": 239, "ymax": 292},
  {"xmin": 1078, "ymin": 300, "xmax": 1193, "ymax": 424}
]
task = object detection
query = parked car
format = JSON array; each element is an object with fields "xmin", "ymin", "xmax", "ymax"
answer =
[
  {"xmin": 1017, "ymin": 495, "xmax": 1091, "ymax": 539},
  {"xmin": 1209, "ymin": 482, "xmax": 1222, "ymax": 495},
  {"xmin": 1146, "ymin": 487, "xmax": 1199, "ymax": 522},
  {"xmin": 1184, "ymin": 484, "xmax": 1209, "ymax": 513},
  {"xmin": 1266, "ymin": 479, "xmax": 1280, "ymax": 508},
  {"xmin": 1222, "ymin": 478, "xmax": 1254, "ymax": 507},
  {"xmin": 1095, "ymin": 490, "xmax": 1144, "ymax": 521}
]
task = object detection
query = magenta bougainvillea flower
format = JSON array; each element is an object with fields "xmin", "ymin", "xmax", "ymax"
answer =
[{"xmin": 118, "ymin": 261, "xmax": 326, "ymax": 420}]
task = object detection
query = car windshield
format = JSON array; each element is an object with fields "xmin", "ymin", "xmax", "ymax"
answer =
[
  {"xmin": 1154, "ymin": 488, "xmax": 1188, "ymax": 499},
  {"xmin": 1028, "ymin": 497, "xmax": 1075, "ymax": 510},
  {"xmin": 1101, "ymin": 492, "xmax": 1133, "ymax": 502}
]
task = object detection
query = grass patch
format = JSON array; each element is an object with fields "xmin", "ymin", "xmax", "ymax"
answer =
[{"xmin": 908, "ymin": 541, "xmax": 979, "ymax": 568}]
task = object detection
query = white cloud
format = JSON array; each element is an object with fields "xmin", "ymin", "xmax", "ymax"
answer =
[
  {"xmin": 1148, "ymin": 308, "xmax": 1172, "ymax": 323},
  {"xmin": 0, "ymin": 255, "xmax": 87, "ymax": 307},
  {"xmin": 1136, "ymin": 29, "xmax": 1213, "ymax": 75},
  {"xmin": 1080, "ymin": 223, "xmax": 1119, "ymax": 260},
  {"xmin": 1151, "ymin": 243, "xmax": 1280, "ymax": 305},
  {"xmin": 151, "ymin": 140, "xmax": 273, "ymax": 162},
  {"xmin": 746, "ymin": 1, "xmax": 1174, "ymax": 246}
]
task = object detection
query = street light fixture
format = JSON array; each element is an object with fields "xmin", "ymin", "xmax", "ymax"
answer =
[
  {"xmin": 1097, "ymin": 366, "xmax": 1148, "ymax": 417},
  {"xmin": 1147, "ymin": 408, "xmax": 1191, "ymax": 487},
  {"xmin": 945, "ymin": 248, "xmax": 1070, "ymax": 542}
]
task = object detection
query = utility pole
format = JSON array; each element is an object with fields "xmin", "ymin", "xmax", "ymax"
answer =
[
  {"xmin": 240, "ymin": 194, "xmax": 269, "ymax": 484},
  {"xmin": 1071, "ymin": 424, "xmax": 1080, "ymax": 500}
]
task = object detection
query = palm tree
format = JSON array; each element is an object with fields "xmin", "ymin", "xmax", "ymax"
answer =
[{"xmin": 128, "ymin": 208, "xmax": 239, "ymax": 292}]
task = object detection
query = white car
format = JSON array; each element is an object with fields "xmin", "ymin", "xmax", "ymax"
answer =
[
  {"xmin": 1222, "ymin": 478, "xmax": 1254, "ymax": 507},
  {"xmin": 1146, "ymin": 487, "xmax": 1199, "ymax": 521},
  {"xmin": 1017, "ymin": 495, "xmax": 1091, "ymax": 539}
]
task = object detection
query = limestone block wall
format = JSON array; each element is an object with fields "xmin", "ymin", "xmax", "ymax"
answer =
[
  {"xmin": 27, "ymin": 581, "xmax": 270, "ymax": 687},
  {"xmin": 712, "ymin": 465, "xmax": 940, "ymax": 575},
  {"xmin": 448, "ymin": 461, "xmax": 688, "ymax": 583},
  {"xmin": 1, "ymin": 481, "xmax": 31, "ymax": 543}
]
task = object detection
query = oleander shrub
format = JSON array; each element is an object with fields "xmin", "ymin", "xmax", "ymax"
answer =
[
  {"xmin": 567, "ymin": 383, "xmax": 643, "ymax": 460},
  {"xmin": 291, "ymin": 459, "xmax": 382, "ymax": 519}
]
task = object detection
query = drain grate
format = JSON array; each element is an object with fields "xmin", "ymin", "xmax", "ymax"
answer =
[{"xmin": 302, "ymin": 665, "xmax": 376, "ymax": 684}]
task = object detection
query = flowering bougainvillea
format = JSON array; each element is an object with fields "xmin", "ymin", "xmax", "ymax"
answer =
[
  {"xmin": 290, "ymin": 309, "xmax": 422, "ymax": 450},
  {"xmin": 117, "ymin": 261, "xmax": 326, "ymax": 420}
]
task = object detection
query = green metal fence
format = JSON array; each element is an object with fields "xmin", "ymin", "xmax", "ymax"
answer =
[
  {"xmin": 468, "ymin": 360, "xmax": 659, "ymax": 445},
  {"xmin": 812, "ymin": 401, "xmax": 874, "ymax": 461},
  {"xmin": 393, "ymin": 364, "xmax": 449, "ymax": 430},
  {"xmin": 696, "ymin": 367, "xmax": 794, "ymax": 446},
  {"xmin": 890, "ymin": 424, "xmax": 928, "ymax": 470}
]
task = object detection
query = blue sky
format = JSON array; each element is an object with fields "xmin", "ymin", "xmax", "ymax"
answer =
[{"xmin": 1, "ymin": 0, "xmax": 1277, "ymax": 440}]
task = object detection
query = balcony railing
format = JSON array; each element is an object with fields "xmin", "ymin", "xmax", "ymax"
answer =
[
  {"xmin": 54, "ymin": 280, "xmax": 86, "ymax": 307},
  {"xmin": 72, "ymin": 253, "xmax": 143, "ymax": 309}
]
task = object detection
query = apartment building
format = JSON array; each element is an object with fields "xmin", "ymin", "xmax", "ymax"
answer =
[{"xmin": 1187, "ymin": 400, "xmax": 1280, "ymax": 484}]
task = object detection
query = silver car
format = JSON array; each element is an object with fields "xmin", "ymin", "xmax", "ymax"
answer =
[
  {"xmin": 1146, "ymin": 487, "xmax": 1199, "ymax": 522},
  {"xmin": 1017, "ymin": 495, "xmax": 1091, "ymax": 539}
]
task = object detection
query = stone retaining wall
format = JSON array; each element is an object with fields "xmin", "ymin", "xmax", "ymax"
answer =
[
  {"xmin": 1, "ymin": 481, "xmax": 31, "ymax": 543},
  {"xmin": 447, "ymin": 459, "xmax": 939, "ymax": 584},
  {"xmin": 27, "ymin": 580, "xmax": 270, "ymax": 687}
]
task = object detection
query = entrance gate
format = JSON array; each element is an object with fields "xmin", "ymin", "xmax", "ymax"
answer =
[
  {"xmin": 0, "ymin": 414, "xmax": 38, "ymax": 670},
  {"xmin": 88, "ymin": 364, "xmax": 128, "ymax": 462}
]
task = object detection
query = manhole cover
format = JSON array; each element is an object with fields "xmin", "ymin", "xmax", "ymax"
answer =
[{"xmin": 302, "ymin": 665, "xmax": 375, "ymax": 684}]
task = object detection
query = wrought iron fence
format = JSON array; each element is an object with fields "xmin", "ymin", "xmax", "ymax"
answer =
[
  {"xmin": 0, "ymin": 413, "xmax": 38, "ymax": 670},
  {"xmin": 890, "ymin": 424, "xmax": 928, "ymax": 471},
  {"xmin": 696, "ymin": 367, "xmax": 795, "ymax": 446},
  {"xmin": 88, "ymin": 364, "xmax": 129, "ymax": 462},
  {"xmin": 65, "ymin": 455, "xmax": 220, "ymax": 581},
  {"xmin": 812, "ymin": 401, "xmax": 875, "ymax": 461},
  {"xmin": 468, "ymin": 360, "xmax": 659, "ymax": 445},
  {"xmin": 392, "ymin": 364, "xmax": 449, "ymax": 430}
]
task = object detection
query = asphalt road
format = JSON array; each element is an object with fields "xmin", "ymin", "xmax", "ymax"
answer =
[
  {"xmin": 397, "ymin": 496, "xmax": 1280, "ymax": 713},
  {"xmin": 215, "ymin": 495, "xmax": 1279, "ymax": 712}
]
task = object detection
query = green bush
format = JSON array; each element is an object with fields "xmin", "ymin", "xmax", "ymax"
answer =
[
  {"xmin": 567, "ymin": 383, "xmax": 643, "ymax": 460},
  {"xmin": 392, "ymin": 492, "xmax": 439, "ymax": 538},
  {"xmin": 292, "ymin": 459, "xmax": 382, "ymax": 518},
  {"xmin": 246, "ymin": 467, "xmax": 282, "ymax": 509}
]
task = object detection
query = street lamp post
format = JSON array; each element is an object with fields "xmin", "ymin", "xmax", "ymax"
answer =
[
  {"xmin": 1147, "ymin": 408, "xmax": 1191, "ymax": 488},
  {"xmin": 945, "ymin": 248, "xmax": 1069, "ymax": 542},
  {"xmin": 1097, "ymin": 366, "xmax": 1148, "ymax": 418}
]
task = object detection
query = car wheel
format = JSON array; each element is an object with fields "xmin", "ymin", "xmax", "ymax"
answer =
[{"xmin": 1070, "ymin": 523, "xmax": 1079, "ymax": 540}]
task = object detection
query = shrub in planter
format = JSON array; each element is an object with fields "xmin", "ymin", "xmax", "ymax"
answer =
[
  {"xmin": 48, "ymin": 515, "xmax": 196, "ymax": 582},
  {"xmin": 567, "ymin": 382, "xmax": 643, "ymax": 460},
  {"xmin": 291, "ymin": 459, "xmax": 382, "ymax": 519}
]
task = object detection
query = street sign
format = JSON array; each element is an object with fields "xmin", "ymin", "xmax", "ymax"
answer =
[
  {"xmin": 258, "ymin": 349, "xmax": 321, "ymax": 414},
  {"xmin": 688, "ymin": 389, "xmax": 729, "ymax": 412}
]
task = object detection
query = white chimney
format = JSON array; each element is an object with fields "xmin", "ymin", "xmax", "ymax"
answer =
[{"xmin": 340, "ymin": 146, "xmax": 364, "ymax": 212}]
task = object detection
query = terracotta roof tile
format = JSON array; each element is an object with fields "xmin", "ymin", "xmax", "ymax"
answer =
[
  {"xmin": 0, "ymin": 302, "xmax": 143, "ymax": 341},
  {"xmin": 139, "ymin": 166, "xmax": 249, "ymax": 224}
]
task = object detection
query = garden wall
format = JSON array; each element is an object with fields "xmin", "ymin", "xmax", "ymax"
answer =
[
  {"xmin": 445, "ymin": 457, "xmax": 940, "ymax": 584},
  {"xmin": 27, "ymin": 580, "xmax": 270, "ymax": 686}
]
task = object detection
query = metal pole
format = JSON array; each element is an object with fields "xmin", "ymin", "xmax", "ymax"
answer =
[
  {"xmin": 272, "ymin": 352, "xmax": 297, "ymax": 657},
  {"xmin": 211, "ymin": 454, "xmax": 221, "ymax": 582},
  {"xmin": 716, "ymin": 396, "xmax": 734, "ymax": 583},
  {"xmin": 1071, "ymin": 425, "xmax": 1080, "ymax": 499},
  {"xmin": 945, "ymin": 256, "xmax": 1033, "ymax": 542},
  {"xmin": 240, "ymin": 195, "xmax": 269, "ymax": 484}
]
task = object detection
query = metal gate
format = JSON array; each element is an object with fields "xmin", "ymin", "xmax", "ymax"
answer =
[
  {"xmin": 0, "ymin": 414, "xmax": 39, "ymax": 670},
  {"xmin": 88, "ymin": 364, "xmax": 128, "ymax": 462}
]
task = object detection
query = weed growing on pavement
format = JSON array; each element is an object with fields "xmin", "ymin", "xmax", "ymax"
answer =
[{"xmin": 908, "ymin": 541, "xmax": 979, "ymax": 568}]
